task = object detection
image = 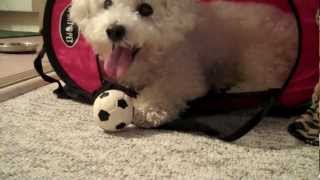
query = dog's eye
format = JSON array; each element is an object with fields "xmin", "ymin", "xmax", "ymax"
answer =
[
  {"xmin": 104, "ymin": 0, "xmax": 113, "ymax": 9},
  {"xmin": 137, "ymin": 3, "xmax": 153, "ymax": 17}
]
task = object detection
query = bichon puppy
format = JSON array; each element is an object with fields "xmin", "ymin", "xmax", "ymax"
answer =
[{"xmin": 70, "ymin": 0, "xmax": 298, "ymax": 128}]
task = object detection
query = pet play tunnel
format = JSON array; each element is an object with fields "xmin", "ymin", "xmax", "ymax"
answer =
[{"xmin": 35, "ymin": 0, "xmax": 319, "ymax": 141}]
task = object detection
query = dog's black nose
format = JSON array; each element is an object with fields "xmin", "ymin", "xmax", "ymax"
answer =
[{"xmin": 106, "ymin": 25, "xmax": 126, "ymax": 42}]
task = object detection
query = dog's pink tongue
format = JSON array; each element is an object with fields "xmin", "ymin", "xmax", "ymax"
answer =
[{"xmin": 104, "ymin": 47, "xmax": 133, "ymax": 81}]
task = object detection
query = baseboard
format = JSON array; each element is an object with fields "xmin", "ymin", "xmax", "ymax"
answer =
[
  {"xmin": 0, "ymin": 72, "xmax": 57, "ymax": 102},
  {"xmin": 0, "ymin": 63, "xmax": 52, "ymax": 89}
]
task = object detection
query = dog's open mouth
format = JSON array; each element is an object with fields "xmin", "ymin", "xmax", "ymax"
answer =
[{"xmin": 103, "ymin": 46, "xmax": 140, "ymax": 82}]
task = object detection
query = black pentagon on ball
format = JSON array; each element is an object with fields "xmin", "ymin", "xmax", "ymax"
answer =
[
  {"xmin": 116, "ymin": 123, "xmax": 127, "ymax": 130},
  {"xmin": 117, "ymin": 99, "xmax": 128, "ymax": 109},
  {"xmin": 99, "ymin": 92, "xmax": 110, "ymax": 99},
  {"xmin": 98, "ymin": 110, "xmax": 110, "ymax": 121}
]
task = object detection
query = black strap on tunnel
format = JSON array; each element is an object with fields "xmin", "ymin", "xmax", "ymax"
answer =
[
  {"xmin": 219, "ymin": 96, "xmax": 277, "ymax": 141},
  {"xmin": 33, "ymin": 46, "xmax": 69, "ymax": 99}
]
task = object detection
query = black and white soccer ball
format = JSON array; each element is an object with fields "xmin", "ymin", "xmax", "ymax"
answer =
[{"xmin": 93, "ymin": 90, "xmax": 134, "ymax": 132}]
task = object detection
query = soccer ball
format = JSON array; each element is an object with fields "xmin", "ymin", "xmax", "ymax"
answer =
[{"xmin": 93, "ymin": 90, "xmax": 134, "ymax": 132}]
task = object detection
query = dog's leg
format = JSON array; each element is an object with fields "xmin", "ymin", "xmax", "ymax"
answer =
[{"xmin": 133, "ymin": 67, "xmax": 207, "ymax": 128}]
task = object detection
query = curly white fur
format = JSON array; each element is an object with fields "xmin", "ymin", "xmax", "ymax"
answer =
[{"xmin": 71, "ymin": 0, "xmax": 298, "ymax": 128}]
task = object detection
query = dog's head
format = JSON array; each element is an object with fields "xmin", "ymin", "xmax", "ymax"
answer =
[{"xmin": 70, "ymin": 0, "xmax": 198, "ymax": 81}]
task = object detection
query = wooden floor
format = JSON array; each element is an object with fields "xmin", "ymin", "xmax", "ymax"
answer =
[
  {"xmin": 0, "ymin": 36, "xmax": 54, "ymax": 102},
  {"xmin": 0, "ymin": 36, "xmax": 53, "ymax": 88}
]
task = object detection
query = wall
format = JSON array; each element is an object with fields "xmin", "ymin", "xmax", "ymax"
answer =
[{"xmin": 0, "ymin": 0, "xmax": 46, "ymax": 32}]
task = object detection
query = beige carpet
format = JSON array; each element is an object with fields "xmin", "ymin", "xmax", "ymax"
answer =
[{"xmin": 0, "ymin": 84, "xmax": 318, "ymax": 179}]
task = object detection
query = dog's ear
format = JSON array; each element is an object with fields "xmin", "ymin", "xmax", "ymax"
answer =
[
  {"xmin": 70, "ymin": 0, "xmax": 90, "ymax": 28},
  {"xmin": 165, "ymin": 0, "xmax": 198, "ymax": 30},
  {"xmin": 161, "ymin": 1, "xmax": 168, "ymax": 9}
]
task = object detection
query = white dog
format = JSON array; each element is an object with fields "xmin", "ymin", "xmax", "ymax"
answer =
[{"xmin": 70, "ymin": 0, "xmax": 297, "ymax": 128}]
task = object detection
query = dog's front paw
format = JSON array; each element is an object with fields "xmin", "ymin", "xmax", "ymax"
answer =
[{"xmin": 133, "ymin": 106, "xmax": 169, "ymax": 128}]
